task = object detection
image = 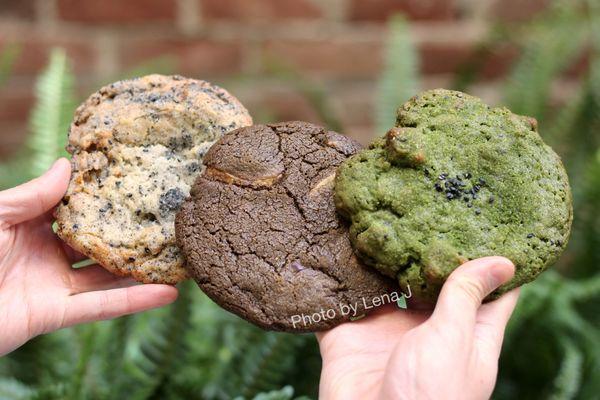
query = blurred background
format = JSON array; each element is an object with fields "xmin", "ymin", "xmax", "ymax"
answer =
[{"xmin": 0, "ymin": 0, "xmax": 598, "ymax": 399}]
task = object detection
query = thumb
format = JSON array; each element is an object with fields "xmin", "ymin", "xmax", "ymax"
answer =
[
  {"xmin": 0, "ymin": 158, "xmax": 71, "ymax": 227},
  {"xmin": 431, "ymin": 256, "xmax": 515, "ymax": 329}
]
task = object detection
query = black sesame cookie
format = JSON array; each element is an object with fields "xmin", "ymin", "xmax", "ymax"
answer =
[
  {"xmin": 334, "ymin": 89, "xmax": 573, "ymax": 303},
  {"xmin": 55, "ymin": 75, "xmax": 252, "ymax": 284},
  {"xmin": 176, "ymin": 122, "xmax": 397, "ymax": 332}
]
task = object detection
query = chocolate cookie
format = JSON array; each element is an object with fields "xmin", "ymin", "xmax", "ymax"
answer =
[
  {"xmin": 176, "ymin": 122, "xmax": 397, "ymax": 332},
  {"xmin": 334, "ymin": 89, "xmax": 573, "ymax": 303},
  {"xmin": 55, "ymin": 75, "xmax": 252, "ymax": 284}
]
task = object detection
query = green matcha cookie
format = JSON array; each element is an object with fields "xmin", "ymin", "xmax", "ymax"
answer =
[{"xmin": 334, "ymin": 89, "xmax": 572, "ymax": 303}]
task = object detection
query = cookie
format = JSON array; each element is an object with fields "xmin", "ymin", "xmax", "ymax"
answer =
[
  {"xmin": 334, "ymin": 89, "xmax": 572, "ymax": 303},
  {"xmin": 176, "ymin": 122, "xmax": 397, "ymax": 332},
  {"xmin": 55, "ymin": 75, "xmax": 252, "ymax": 284}
]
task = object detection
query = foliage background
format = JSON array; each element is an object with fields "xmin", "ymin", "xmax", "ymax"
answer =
[{"xmin": 0, "ymin": 0, "xmax": 599, "ymax": 399}]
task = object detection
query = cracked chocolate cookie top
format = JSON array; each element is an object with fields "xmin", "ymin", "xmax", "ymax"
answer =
[
  {"xmin": 176, "ymin": 121, "xmax": 397, "ymax": 332},
  {"xmin": 55, "ymin": 74, "xmax": 252, "ymax": 284}
]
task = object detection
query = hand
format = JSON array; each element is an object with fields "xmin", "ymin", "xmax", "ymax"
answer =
[
  {"xmin": 0, "ymin": 159, "xmax": 178, "ymax": 356},
  {"xmin": 317, "ymin": 256, "xmax": 520, "ymax": 400}
]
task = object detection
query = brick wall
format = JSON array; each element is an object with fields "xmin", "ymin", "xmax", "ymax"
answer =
[{"xmin": 0, "ymin": 0, "xmax": 553, "ymax": 159}]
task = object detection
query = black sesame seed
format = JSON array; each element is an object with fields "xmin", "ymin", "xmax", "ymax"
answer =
[
  {"xmin": 467, "ymin": 203, "xmax": 473, "ymax": 208},
  {"xmin": 475, "ymin": 209, "xmax": 481, "ymax": 215},
  {"xmin": 446, "ymin": 193, "xmax": 454, "ymax": 200},
  {"xmin": 463, "ymin": 196, "xmax": 470, "ymax": 202},
  {"xmin": 478, "ymin": 178, "xmax": 486, "ymax": 185},
  {"xmin": 424, "ymin": 169, "xmax": 430, "ymax": 176},
  {"xmin": 434, "ymin": 183, "xmax": 443, "ymax": 192},
  {"xmin": 527, "ymin": 233, "xmax": 534, "ymax": 238},
  {"xmin": 488, "ymin": 196, "xmax": 494, "ymax": 204},
  {"xmin": 464, "ymin": 172, "xmax": 472, "ymax": 179}
]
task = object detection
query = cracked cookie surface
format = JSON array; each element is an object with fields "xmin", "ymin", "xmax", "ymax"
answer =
[
  {"xmin": 334, "ymin": 89, "xmax": 573, "ymax": 303},
  {"xmin": 176, "ymin": 122, "xmax": 397, "ymax": 332},
  {"xmin": 55, "ymin": 74, "xmax": 252, "ymax": 284}
]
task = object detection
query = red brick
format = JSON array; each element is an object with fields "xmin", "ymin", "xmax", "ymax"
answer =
[
  {"xmin": 0, "ymin": 90, "xmax": 34, "ymax": 122},
  {"xmin": 0, "ymin": 0, "xmax": 35, "ymax": 20},
  {"xmin": 200, "ymin": 0, "xmax": 321, "ymax": 20},
  {"xmin": 490, "ymin": 0, "xmax": 549, "ymax": 22},
  {"xmin": 0, "ymin": 36, "xmax": 96, "ymax": 74},
  {"xmin": 57, "ymin": 0, "xmax": 176, "ymax": 24},
  {"xmin": 119, "ymin": 39, "xmax": 242, "ymax": 77},
  {"xmin": 263, "ymin": 40, "xmax": 382, "ymax": 78},
  {"xmin": 261, "ymin": 90, "xmax": 322, "ymax": 123},
  {"xmin": 479, "ymin": 44, "xmax": 519, "ymax": 79},
  {"xmin": 564, "ymin": 47, "xmax": 590, "ymax": 78},
  {"xmin": 349, "ymin": 0, "xmax": 456, "ymax": 21},
  {"xmin": 0, "ymin": 123, "xmax": 28, "ymax": 159},
  {"xmin": 419, "ymin": 43, "xmax": 472, "ymax": 74}
]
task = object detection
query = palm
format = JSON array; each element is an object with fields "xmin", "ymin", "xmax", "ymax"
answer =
[
  {"xmin": 317, "ymin": 305, "xmax": 428, "ymax": 398},
  {"xmin": 316, "ymin": 257, "xmax": 520, "ymax": 400},
  {"xmin": 0, "ymin": 159, "xmax": 178, "ymax": 356}
]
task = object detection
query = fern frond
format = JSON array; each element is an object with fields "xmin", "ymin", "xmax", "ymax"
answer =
[
  {"xmin": 117, "ymin": 281, "xmax": 193, "ymax": 399},
  {"xmin": 0, "ymin": 378, "xmax": 34, "ymax": 400},
  {"xmin": 27, "ymin": 47, "xmax": 75, "ymax": 177},
  {"xmin": 375, "ymin": 14, "xmax": 419, "ymax": 135},
  {"xmin": 238, "ymin": 333, "xmax": 305, "ymax": 398},
  {"xmin": 548, "ymin": 338, "xmax": 583, "ymax": 400},
  {"xmin": 5, "ymin": 329, "xmax": 77, "ymax": 387},
  {"xmin": 503, "ymin": 7, "xmax": 585, "ymax": 119}
]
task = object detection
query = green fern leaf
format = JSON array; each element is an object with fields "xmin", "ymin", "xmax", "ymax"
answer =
[
  {"xmin": 27, "ymin": 47, "xmax": 75, "ymax": 177},
  {"xmin": 504, "ymin": 7, "xmax": 585, "ymax": 119},
  {"xmin": 375, "ymin": 14, "xmax": 419, "ymax": 135},
  {"xmin": 0, "ymin": 378, "xmax": 34, "ymax": 400},
  {"xmin": 117, "ymin": 281, "xmax": 193, "ymax": 399},
  {"xmin": 548, "ymin": 338, "xmax": 584, "ymax": 400}
]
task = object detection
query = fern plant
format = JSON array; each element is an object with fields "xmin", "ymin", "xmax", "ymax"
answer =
[
  {"xmin": 0, "ymin": 47, "xmax": 76, "ymax": 189},
  {"xmin": 375, "ymin": 14, "xmax": 419, "ymax": 135}
]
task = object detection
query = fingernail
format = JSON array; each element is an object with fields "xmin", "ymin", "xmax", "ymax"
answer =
[{"xmin": 489, "ymin": 259, "xmax": 515, "ymax": 287}]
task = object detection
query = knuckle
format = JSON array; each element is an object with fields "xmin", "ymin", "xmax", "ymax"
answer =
[{"xmin": 449, "ymin": 275, "xmax": 486, "ymax": 304}]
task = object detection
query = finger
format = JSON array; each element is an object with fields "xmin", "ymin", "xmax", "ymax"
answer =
[
  {"xmin": 474, "ymin": 288, "xmax": 520, "ymax": 358},
  {"xmin": 431, "ymin": 256, "xmax": 515, "ymax": 329},
  {"xmin": 0, "ymin": 158, "xmax": 71, "ymax": 227},
  {"xmin": 62, "ymin": 284, "xmax": 178, "ymax": 328},
  {"xmin": 68, "ymin": 264, "xmax": 139, "ymax": 294}
]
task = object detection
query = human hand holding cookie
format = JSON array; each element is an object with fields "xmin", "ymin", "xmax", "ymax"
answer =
[
  {"xmin": 0, "ymin": 159, "xmax": 178, "ymax": 356},
  {"xmin": 317, "ymin": 257, "xmax": 519, "ymax": 400}
]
